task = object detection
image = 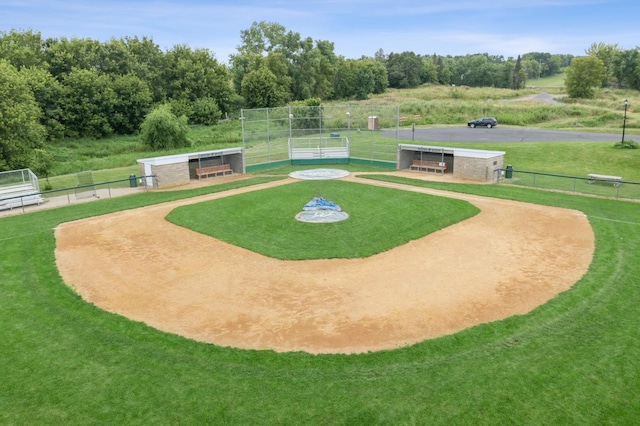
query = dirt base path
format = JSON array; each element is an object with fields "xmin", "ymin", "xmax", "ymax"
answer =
[{"xmin": 54, "ymin": 174, "xmax": 594, "ymax": 354}]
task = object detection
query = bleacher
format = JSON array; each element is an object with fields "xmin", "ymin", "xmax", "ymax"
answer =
[
  {"xmin": 0, "ymin": 184, "xmax": 45, "ymax": 210},
  {"xmin": 0, "ymin": 169, "xmax": 45, "ymax": 211}
]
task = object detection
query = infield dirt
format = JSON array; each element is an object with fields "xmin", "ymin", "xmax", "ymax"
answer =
[{"xmin": 54, "ymin": 173, "xmax": 594, "ymax": 354}]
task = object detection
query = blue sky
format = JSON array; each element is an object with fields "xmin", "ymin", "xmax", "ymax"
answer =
[{"xmin": 3, "ymin": 0, "xmax": 639, "ymax": 63}]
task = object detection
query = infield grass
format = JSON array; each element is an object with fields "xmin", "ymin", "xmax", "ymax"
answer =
[
  {"xmin": 166, "ymin": 180, "xmax": 478, "ymax": 259},
  {"xmin": 1, "ymin": 173, "xmax": 640, "ymax": 423}
]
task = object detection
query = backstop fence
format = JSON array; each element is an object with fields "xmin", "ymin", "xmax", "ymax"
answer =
[
  {"xmin": 241, "ymin": 105, "xmax": 400, "ymax": 171},
  {"xmin": 499, "ymin": 168, "xmax": 640, "ymax": 200}
]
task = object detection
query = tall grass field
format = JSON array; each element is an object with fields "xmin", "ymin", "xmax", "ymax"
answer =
[{"xmin": 2, "ymin": 172, "xmax": 640, "ymax": 423}]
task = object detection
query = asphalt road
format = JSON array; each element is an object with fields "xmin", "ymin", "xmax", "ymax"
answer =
[{"xmin": 392, "ymin": 127, "xmax": 623, "ymax": 143}]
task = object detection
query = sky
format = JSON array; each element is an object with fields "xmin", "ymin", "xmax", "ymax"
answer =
[{"xmin": 3, "ymin": 0, "xmax": 640, "ymax": 63}]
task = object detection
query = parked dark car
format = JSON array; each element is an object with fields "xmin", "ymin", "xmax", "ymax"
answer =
[{"xmin": 467, "ymin": 117, "xmax": 497, "ymax": 128}]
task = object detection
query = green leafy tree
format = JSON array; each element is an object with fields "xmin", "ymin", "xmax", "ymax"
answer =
[
  {"xmin": 0, "ymin": 61, "xmax": 46, "ymax": 171},
  {"xmin": 44, "ymin": 37, "xmax": 104, "ymax": 78},
  {"xmin": 20, "ymin": 66, "xmax": 65, "ymax": 140},
  {"xmin": 288, "ymin": 37, "xmax": 336, "ymax": 101},
  {"xmin": 565, "ymin": 56, "xmax": 606, "ymax": 98},
  {"xmin": 60, "ymin": 68, "xmax": 116, "ymax": 138},
  {"xmin": 0, "ymin": 29, "xmax": 47, "ymax": 69},
  {"xmin": 232, "ymin": 21, "xmax": 338, "ymax": 103},
  {"xmin": 109, "ymin": 73, "xmax": 153, "ymax": 134},
  {"xmin": 586, "ymin": 42, "xmax": 621, "ymax": 87},
  {"xmin": 332, "ymin": 57, "xmax": 386, "ymax": 100},
  {"xmin": 122, "ymin": 36, "xmax": 167, "ymax": 102},
  {"xmin": 509, "ymin": 55, "xmax": 527, "ymax": 89},
  {"xmin": 229, "ymin": 52, "xmax": 256, "ymax": 95},
  {"xmin": 312, "ymin": 40, "xmax": 338, "ymax": 99},
  {"xmin": 332, "ymin": 58, "xmax": 358, "ymax": 99},
  {"xmin": 290, "ymin": 98, "xmax": 322, "ymax": 132},
  {"xmin": 433, "ymin": 55, "xmax": 453, "ymax": 85},
  {"xmin": 386, "ymin": 52, "xmax": 423, "ymax": 88},
  {"xmin": 353, "ymin": 63, "xmax": 375, "ymax": 100},
  {"xmin": 191, "ymin": 97, "xmax": 222, "ymax": 126},
  {"xmin": 163, "ymin": 45, "xmax": 233, "ymax": 118},
  {"xmin": 263, "ymin": 52, "xmax": 292, "ymax": 101},
  {"xmin": 167, "ymin": 99, "xmax": 193, "ymax": 121},
  {"xmin": 612, "ymin": 48, "xmax": 640, "ymax": 90},
  {"xmin": 465, "ymin": 54, "xmax": 501, "ymax": 87},
  {"xmin": 230, "ymin": 21, "xmax": 287, "ymax": 100},
  {"xmin": 31, "ymin": 148, "xmax": 55, "ymax": 184},
  {"xmin": 421, "ymin": 58, "xmax": 438, "ymax": 85},
  {"xmin": 369, "ymin": 59, "xmax": 389, "ymax": 94},
  {"xmin": 140, "ymin": 104, "xmax": 190, "ymax": 150},
  {"xmin": 236, "ymin": 21, "xmax": 287, "ymax": 55},
  {"xmin": 241, "ymin": 66, "xmax": 286, "ymax": 108}
]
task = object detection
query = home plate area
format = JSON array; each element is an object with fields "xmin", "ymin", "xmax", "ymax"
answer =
[{"xmin": 288, "ymin": 168, "xmax": 350, "ymax": 180}]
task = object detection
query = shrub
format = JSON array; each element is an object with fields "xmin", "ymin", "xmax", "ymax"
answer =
[
  {"xmin": 614, "ymin": 139, "xmax": 639, "ymax": 149},
  {"xmin": 140, "ymin": 104, "xmax": 190, "ymax": 150}
]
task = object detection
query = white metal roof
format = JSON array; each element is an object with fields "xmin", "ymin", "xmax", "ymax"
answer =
[
  {"xmin": 399, "ymin": 144, "xmax": 505, "ymax": 159},
  {"xmin": 137, "ymin": 147, "xmax": 243, "ymax": 166}
]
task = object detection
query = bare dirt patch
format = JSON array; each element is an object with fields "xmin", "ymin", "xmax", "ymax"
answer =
[{"xmin": 54, "ymin": 175, "xmax": 594, "ymax": 354}]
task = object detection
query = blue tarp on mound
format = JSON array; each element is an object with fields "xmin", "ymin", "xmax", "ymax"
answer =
[{"xmin": 303, "ymin": 197, "xmax": 342, "ymax": 211}]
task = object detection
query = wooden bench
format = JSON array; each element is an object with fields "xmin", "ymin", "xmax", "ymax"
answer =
[
  {"xmin": 588, "ymin": 173, "xmax": 622, "ymax": 187},
  {"xmin": 195, "ymin": 164, "xmax": 233, "ymax": 180},
  {"xmin": 409, "ymin": 160, "xmax": 447, "ymax": 174}
]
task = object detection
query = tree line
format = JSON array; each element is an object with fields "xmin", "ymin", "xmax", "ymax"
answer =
[
  {"xmin": 565, "ymin": 42, "xmax": 640, "ymax": 98},
  {"xmin": 1, "ymin": 22, "xmax": 639, "ymax": 173}
]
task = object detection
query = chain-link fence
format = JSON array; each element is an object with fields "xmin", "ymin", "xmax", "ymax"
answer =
[
  {"xmin": 241, "ymin": 105, "xmax": 400, "ymax": 170},
  {"xmin": 0, "ymin": 175, "xmax": 158, "ymax": 216},
  {"xmin": 499, "ymin": 168, "xmax": 640, "ymax": 200}
]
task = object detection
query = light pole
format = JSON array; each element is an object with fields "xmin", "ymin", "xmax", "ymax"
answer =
[
  {"xmin": 346, "ymin": 111, "xmax": 350, "ymax": 139},
  {"xmin": 289, "ymin": 113, "xmax": 293, "ymax": 140},
  {"xmin": 622, "ymin": 99, "xmax": 629, "ymax": 144}
]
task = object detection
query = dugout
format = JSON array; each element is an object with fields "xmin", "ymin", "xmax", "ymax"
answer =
[
  {"xmin": 137, "ymin": 147, "xmax": 244, "ymax": 188},
  {"xmin": 398, "ymin": 144, "xmax": 505, "ymax": 182}
]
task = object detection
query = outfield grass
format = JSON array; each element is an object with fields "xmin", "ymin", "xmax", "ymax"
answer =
[
  {"xmin": 2, "ymin": 171, "xmax": 640, "ymax": 423},
  {"xmin": 166, "ymin": 180, "xmax": 478, "ymax": 260}
]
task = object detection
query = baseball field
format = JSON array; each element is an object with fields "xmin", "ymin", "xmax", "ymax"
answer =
[{"xmin": 2, "ymin": 172, "xmax": 639, "ymax": 423}]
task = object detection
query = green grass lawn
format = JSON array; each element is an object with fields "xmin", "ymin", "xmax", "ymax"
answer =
[
  {"xmin": 535, "ymin": 70, "xmax": 566, "ymax": 87},
  {"xmin": 2, "ymin": 172, "xmax": 640, "ymax": 423},
  {"xmin": 395, "ymin": 140, "xmax": 640, "ymax": 183},
  {"xmin": 167, "ymin": 180, "xmax": 478, "ymax": 260}
]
